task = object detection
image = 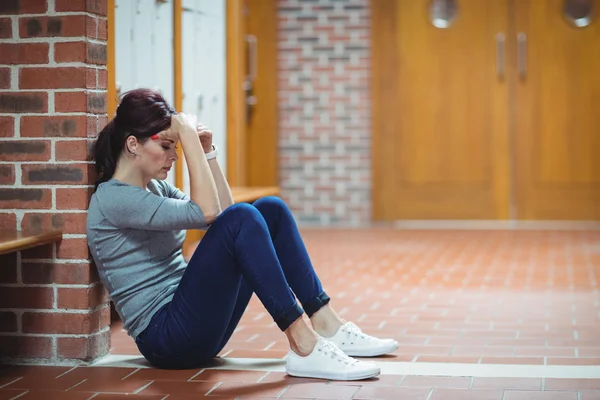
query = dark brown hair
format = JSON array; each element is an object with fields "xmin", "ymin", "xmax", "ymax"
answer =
[{"xmin": 92, "ymin": 88, "xmax": 176, "ymax": 188}]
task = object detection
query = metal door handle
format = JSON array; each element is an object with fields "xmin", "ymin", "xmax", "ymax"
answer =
[
  {"xmin": 495, "ymin": 33, "xmax": 506, "ymax": 79},
  {"xmin": 517, "ymin": 32, "xmax": 527, "ymax": 79},
  {"xmin": 246, "ymin": 34, "xmax": 258, "ymax": 82}
]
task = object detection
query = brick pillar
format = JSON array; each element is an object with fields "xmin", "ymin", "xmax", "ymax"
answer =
[
  {"xmin": 0, "ymin": 0, "xmax": 110, "ymax": 364},
  {"xmin": 278, "ymin": 0, "xmax": 371, "ymax": 226}
]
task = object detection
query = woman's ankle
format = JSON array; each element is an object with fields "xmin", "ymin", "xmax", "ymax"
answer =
[
  {"xmin": 285, "ymin": 317, "xmax": 319, "ymax": 357},
  {"xmin": 310, "ymin": 304, "xmax": 345, "ymax": 338}
]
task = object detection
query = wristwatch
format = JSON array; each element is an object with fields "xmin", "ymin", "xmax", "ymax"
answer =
[{"xmin": 205, "ymin": 144, "xmax": 218, "ymax": 160}]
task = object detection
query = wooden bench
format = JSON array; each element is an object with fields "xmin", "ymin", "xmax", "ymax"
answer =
[
  {"xmin": 230, "ymin": 186, "xmax": 280, "ymax": 203},
  {"xmin": 0, "ymin": 230, "xmax": 63, "ymax": 256}
]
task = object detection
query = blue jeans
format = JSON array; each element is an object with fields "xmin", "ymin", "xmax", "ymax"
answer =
[{"xmin": 134, "ymin": 196, "xmax": 330, "ymax": 369}]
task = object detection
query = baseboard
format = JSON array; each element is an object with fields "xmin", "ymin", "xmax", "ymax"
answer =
[{"xmin": 393, "ymin": 220, "xmax": 600, "ymax": 230}]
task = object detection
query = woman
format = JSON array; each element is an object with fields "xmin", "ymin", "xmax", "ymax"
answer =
[{"xmin": 87, "ymin": 88, "xmax": 398, "ymax": 381}]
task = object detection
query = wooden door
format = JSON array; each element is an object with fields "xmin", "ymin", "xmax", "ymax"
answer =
[
  {"xmin": 512, "ymin": 0, "xmax": 600, "ymax": 220},
  {"xmin": 226, "ymin": 0, "xmax": 278, "ymax": 187},
  {"xmin": 372, "ymin": 0, "xmax": 511, "ymax": 220},
  {"xmin": 244, "ymin": 0, "xmax": 279, "ymax": 187}
]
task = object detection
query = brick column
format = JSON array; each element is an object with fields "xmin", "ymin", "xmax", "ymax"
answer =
[
  {"xmin": 278, "ymin": 0, "xmax": 371, "ymax": 226},
  {"xmin": 0, "ymin": 0, "xmax": 110, "ymax": 363}
]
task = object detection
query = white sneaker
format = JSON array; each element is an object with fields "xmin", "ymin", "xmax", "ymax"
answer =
[
  {"xmin": 285, "ymin": 337, "xmax": 381, "ymax": 381},
  {"xmin": 325, "ymin": 322, "xmax": 399, "ymax": 357}
]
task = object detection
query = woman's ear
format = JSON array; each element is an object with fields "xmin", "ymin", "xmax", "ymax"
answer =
[{"xmin": 125, "ymin": 135, "xmax": 139, "ymax": 156}]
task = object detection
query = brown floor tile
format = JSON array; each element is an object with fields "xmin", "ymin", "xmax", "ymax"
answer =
[
  {"xmin": 401, "ymin": 376, "xmax": 472, "ymax": 389},
  {"xmin": 471, "ymin": 377, "xmax": 542, "ymax": 390},
  {"xmin": 580, "ymin": 392, "xmax": 600, "ymax": 400},
  {"xmin": 480, "ymin": 357, "xmax": 546, "ymax": 365},
  {"xmin": 327, "ymin": 374, "xmax": 403, "ymax": 386},
  {"xmin": 0, "ymin": 365, "xmax": 73, "ymax": 380},
  {"xmin": 166, "ymin": 397, "xmax": 237, "ymax": 400},
  {"xmin": 209, "ymin": 381, "xmax": 289, "ymax": 398},
  {"xmin": 11, "ymin": 391, "xmax": 92, "ymax": 399},
  {"xmin": 0, "ymin": 390, "xmax": 27, "ymax": 400},
  {"xmin": 236, "ymin": 398, "xmax": 302, "ymax": 400},
  {"xmin": 259, "ymin": 372, "xmax": 329, "ymax": 385},
  {"xmin": 124, "ymin": 368, "xmax": 203, "ymax": 382},
  {"xmin": 69, "ymin": 378, "xmax": 151, "ymax": 394},
  {"xmin": 452, "ymin": 346, "xmax": 515, "ymax": 357},
  {"xmin": 92, "ymin": 396, "xmax": 166, "ymax": 400},
  {"xmin": 504, "ymin": 391, "xmax": 578, "ymax": 400},
  {"xmin": 547, "ymin": 358, "xmax": 600, "ymax": 365},
  {"xmin": 415, "ymin": 355, "xmax": 481, "ymax": 363},
  {"xmin": 353, "ymin": 386, "xmax": 432, "ymax": 400},
  {"xmin": 280, "ymin": 383, "xmax": 359, "ymax": 399},
  {"xmin": 515, "ymin": 347, "xmax": 576, "ymax": 357},
  {"xmin": 1, "ymin": 367, "xmax": 85, "ymax": 391},
  {"xmin": 430, "ymin": 388, "xmax": 504, "ymax": 399},
  {"xmin": 222, "ymin": 349, "xmax": 288, "ymax": 359},
  {"xmin": 190, "ymin": 369, "xmax": 269, "ymax": 383},
  {"xmin": 545, "ymin": 378, "xmax": 600, "ymax": 391},
  {"xmin": 378, "ymin": 354, "xmax": 415, "ymax": 362},
  {"xmin": 62, "ymin": 367, "xmax": 145, "ymax": 394},
  {"xmin": 136, "ymin": 381, "xmax": 217, "ymax": 396}
]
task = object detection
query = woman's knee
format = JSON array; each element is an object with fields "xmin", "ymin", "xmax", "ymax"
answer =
[
  {"xmin": 218, "ymin": 202, "xmax": 264, "ymax": 224},
  {"xmin": 253, "ymin": 196, "xmax": 288, "ymax": 213}
]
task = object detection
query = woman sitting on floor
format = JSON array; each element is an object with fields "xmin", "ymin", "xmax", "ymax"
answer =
[{"xmin": 86, "ymin": 88, "xmax": 398, "ymax": 381}]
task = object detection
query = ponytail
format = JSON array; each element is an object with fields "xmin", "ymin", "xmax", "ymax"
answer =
[{"xmin": 93, "ymin": 119, "xmax": 119, "ymax": 190}]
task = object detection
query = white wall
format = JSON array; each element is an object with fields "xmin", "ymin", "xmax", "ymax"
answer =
[
  {"xmin": 114, "ymin": 0, "xmax": 227, "ymax": 191},
  {"xmin": 181, "ymin": 0, "xmax": 227, "ymax": 194}
]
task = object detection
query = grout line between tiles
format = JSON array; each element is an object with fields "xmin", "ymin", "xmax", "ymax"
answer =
[
  {"xmin": 0, "ymin": 377, "xmax": 22, "ymax": 389},
  {"xmin": 56, "ymin": 366, "xmax": 78, "ymax": 378},
  {"xmin": 274, "ymin": 383, "xmax": 291, "ymax": 399},
  {"xmin": 8, "ymin": 391, "xmax": 28, "ymax": 400},
  {"xmin": 425, "ymin": 388, "xmax": 435, "ymax": 400},
  {"xmin": 65, "ymin": 378, "xmax": 87, "ymax": 391},
  {"xmin": 121, "ymin": 368, "xmax": 140, "ymax": 380},
  {"xmin": 188, "ymin": 368, "xmax": 206, "ymax": 381},
  {"xmin": 204, "ymin": 381, "xmax": 222, "ymax": 396},
  {"xmin": 133, "ymin": 380, "xmax": 155, "ymax": 394}
]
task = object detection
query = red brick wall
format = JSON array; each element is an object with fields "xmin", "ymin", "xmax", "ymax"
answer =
[
  {"xmin": 0, "ymin": 0, "xmax": 109, "ymax": 363},
  {"xmin": 277, "ymin": 0, "xmax": 371, "ymax": 226}
]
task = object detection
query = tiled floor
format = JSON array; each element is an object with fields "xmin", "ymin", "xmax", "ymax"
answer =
[{"xmin": 2, "ymin": 229, "xmax": 600, "ymax": 399}]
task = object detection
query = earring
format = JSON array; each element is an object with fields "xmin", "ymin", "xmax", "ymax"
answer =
[{"xmin": 128, "ymin": 148, "xmax": 137, "ymax": 156}]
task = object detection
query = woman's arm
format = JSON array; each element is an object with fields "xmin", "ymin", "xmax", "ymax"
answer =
[
  {"xmin": 173, "ymin": 114, "xmax": 222, "ymax": 223},
  {"xmin": 207, "ymin": 156, "xmax": 235, "ymax": 209},
  {"xmin": 196, "ymin": 124, "xmax": 235, "ymax": 210}
]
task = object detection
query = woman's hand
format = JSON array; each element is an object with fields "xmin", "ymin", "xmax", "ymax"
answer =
[
  {"xmin": 196, "ymin": 124, "xmax": 213, "ymax": 154},
  {"xmin": 171, "ymin": 113, "xmax": 198, "ymax": 138}
]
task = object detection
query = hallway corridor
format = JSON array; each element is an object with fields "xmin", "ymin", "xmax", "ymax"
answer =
[{"xmin": 2, "ymin": 229, "xmax": 599, "ymax": 399}]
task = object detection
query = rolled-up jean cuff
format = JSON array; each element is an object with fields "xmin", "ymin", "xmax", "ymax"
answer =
[
  {"xmin": 302, "ymin": 291, "xmax": 331, "ymax": 318},
  {"xmin": 274, "ymin": 302, "xmax": 304, "ymax": 331}
]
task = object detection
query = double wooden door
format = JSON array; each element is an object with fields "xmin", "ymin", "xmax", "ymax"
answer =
[{"xmin": 372, "ymin": 0, "xmax": 600, "ymax": 221}]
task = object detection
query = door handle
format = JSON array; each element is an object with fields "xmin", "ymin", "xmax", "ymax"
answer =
[
  {"xmin": 246, "ymin": 34, "xmax": 258, "ymax": 82},
  {"xmin": 517, "ymin": 33, "xmax": 527, "ymax": 79},
  {"xmin": 495, "ymin": 33, "xmax": 506, "ymax": 80}
]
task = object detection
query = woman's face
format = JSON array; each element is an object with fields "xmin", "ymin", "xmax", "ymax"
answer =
[{"xmin": 137, "ymin": 128, "xmax": 179, "ymax": 180}]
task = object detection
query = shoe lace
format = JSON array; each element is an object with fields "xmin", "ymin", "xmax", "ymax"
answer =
[
  {"xmin": 341, "ymin": 322, "xmax": 368, "ymax": 344},
  {"xmin": 318, "ymin": 340, "xmax": 358, "ymax": 366}
]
